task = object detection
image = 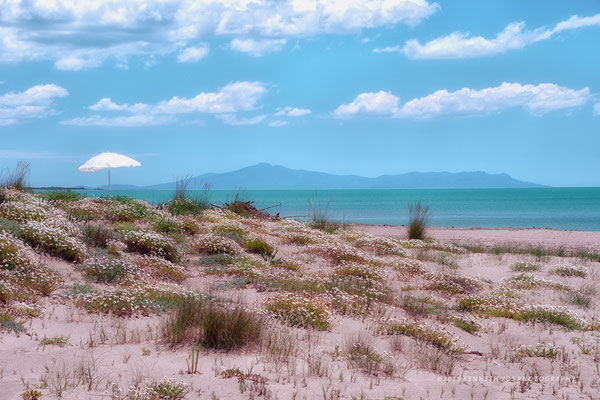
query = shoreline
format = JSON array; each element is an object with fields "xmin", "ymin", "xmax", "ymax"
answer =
[{"xmin": 352, "ymin": 224, "xmax": 600, "ymax": 250}]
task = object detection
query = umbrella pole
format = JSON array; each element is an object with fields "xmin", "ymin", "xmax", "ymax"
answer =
[{"xmin": 108, "ymin": 167, "xmax": 111, "ymax": 198}]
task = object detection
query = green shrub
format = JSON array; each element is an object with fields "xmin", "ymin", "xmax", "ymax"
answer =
[
  {"xmin": 38, "ymin": 190, "xmax": 83, "ymax": 202},
  {"xmin": 0, "ymin": 313, "xmax": 26, "ymax": 334},
  {"xmin": 78, "ymin": 258, "xmax": 137, "ymax": 284},
  {"xmin": 244, "ymin": 238, "xmax": 274, "ymax": 257},
  {"xmin": 154, "ymin": 218, "xmax": 182, "ymax": 234},
  {"xmin": 123, "ymin": 230, "xmax": 178, "ymax": 261}
]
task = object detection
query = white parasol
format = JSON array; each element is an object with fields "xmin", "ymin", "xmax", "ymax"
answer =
[{"xmin": 78, "ymin": 152, "xmax": 141, "ymax": 196}]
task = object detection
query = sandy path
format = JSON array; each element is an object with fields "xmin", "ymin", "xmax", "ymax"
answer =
[{"xmin": 354, "ymin": 224, "xmax": 600, "ymax": 250}]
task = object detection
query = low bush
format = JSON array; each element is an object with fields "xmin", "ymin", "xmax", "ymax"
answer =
[
  {"xmin": 21, "ymin": 221, "xmax": 86, "ymax": 262},
  {"xmin": 244, "ymin": 237, "xmax": 274, "ymax": 257},
  {"xmin": 264, "ymin": 293, "xmax": 332, "ymax": 330},
  {"xmin": 38, "ymin": 191, "xmax": 83, "ymax": 202},
  {"xmin": 192, "ymin": 234, "xmax": 238, "ymax": 255},
  {"xmin": 123, "ymin": 230, "xmax": 178, "ymax": 261},
  {"xmin": 78, "ymin": 258, "xmax": 138, "ymax": 284}
]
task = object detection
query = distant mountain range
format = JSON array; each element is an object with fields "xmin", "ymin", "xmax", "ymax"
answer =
[{"xmin": 92, "ymin": 163, "xmax": 545, "ymax": 190}]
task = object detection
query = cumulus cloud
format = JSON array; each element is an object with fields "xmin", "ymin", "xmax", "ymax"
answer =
[
  {"xmin": 0, "ymin": 84, "xmax": 68, "ymax": 125},
  {"xmin": 178, "ymin": 45, "xmax": 210, "ymax": 62},
  {"xmin": 69, "ymin": 81, "xmax": 268, "ymax": 126},
  {"xmin": 333, "ymin": 91, "xmax": 400, "ymax": 118},
  {"xmin": 230, "ymin": 38, "xmax": 287, "ymax": 56},
  {"xmin": 0, "ymin": 0, "xmax": 438, "ymax": 69},
  {"xmin": 334, "ymin": 83, "xmax": 590, "ymax": 119},
  {"xmin": 379, "ymin": 13, "xmax": 600, "ymax": 59},
  {"xmin": 274, "ymin": 106, "xmax": 312, "ymax": 117}
]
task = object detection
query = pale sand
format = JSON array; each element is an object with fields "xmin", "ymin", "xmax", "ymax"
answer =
[
  {"xmin": 356, "ymin": 224, "xmax": 600, "ymax": 249},
  {"xmin": 2, "ymin": 222, "xmax": 600, "ymax": 400}
]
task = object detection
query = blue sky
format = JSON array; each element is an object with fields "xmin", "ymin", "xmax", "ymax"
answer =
[{"xmin": 0, "ymin": 0, "xmax": 599, "ymax": 187}]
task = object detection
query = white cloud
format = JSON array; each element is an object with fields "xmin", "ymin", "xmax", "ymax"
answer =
[
  {"xmin": 72, "ymin": 81, "xmax": 268, "ymax": 126},
  {"xmin": 0, "ymin": 84, "xmax": 68, "ymax": 125},
  {"xmin": 594, "ymin": 103, "xmax": 600, "ymax": 116},
  {"xmin": 274, "ymin": 106, "xmax": 312, "ymax": 116},
  {"xmin": 0, "ymin": 0, "xmax": 438, "ymax": 69},
  {"xmin": 372, "ymin": 45, "xmax": 403, "ymax": 53},
  {"xmin": 217, "ymin": 114, "xmax": 266, "ymax": 125},
  {"xmin": 394, "ymin": 13, "xmax": 600, "ymax": 59},
  {"xmin": 62, "ymin": 115, "xmax": 172, "ymax": 127},
  {"xmin": 333, "ymin": 91, "xmax": 400, "ymax": 118},
  {"xmin": 268, "ymin": 120, "xmax": 289, "ymax": 127},
  {"xmin": 334, "ymin": 83, "xmax": 590, "ymax": 119},
  {"xmin": 230, "ymin": 38, "xmax": 287, "ymax": 57},
  {"xmin": 177, "ymin": 44, "xmax": 209, "ymax": 63}
]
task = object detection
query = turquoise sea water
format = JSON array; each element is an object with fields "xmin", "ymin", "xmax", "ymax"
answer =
[{"xmin": 72, "ymin": 188, "xmax": 600, "ymax": 231}]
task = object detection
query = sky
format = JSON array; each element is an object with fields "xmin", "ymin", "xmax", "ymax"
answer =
[{"xmin": 0, "ymin": 0, "xmax": 599, "ymax": 188}]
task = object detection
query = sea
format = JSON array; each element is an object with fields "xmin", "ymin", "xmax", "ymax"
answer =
[{"xmin": 67, "ymin": 187, "xmax": 600, "ymax": 232}]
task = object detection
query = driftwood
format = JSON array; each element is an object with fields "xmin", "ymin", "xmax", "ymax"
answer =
[{"xmin": 222, "ymin": 200, "xmax": 281, "ymax": 220}]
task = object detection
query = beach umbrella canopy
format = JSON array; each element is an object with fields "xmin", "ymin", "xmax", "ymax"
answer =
[{"xmin": 78, "ymin": 152, "xmax": 141, "ymax": 196}]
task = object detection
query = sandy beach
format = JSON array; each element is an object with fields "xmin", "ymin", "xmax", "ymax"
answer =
[{"xmin": 1, "ymin": 189, "xmax": 600, "ymax": 400}]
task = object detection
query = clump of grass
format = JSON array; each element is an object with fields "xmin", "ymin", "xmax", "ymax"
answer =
[
  {"xmin": 407, "ymin": 201, "xmax": 430, "ymax": 240},
  {"xmin": 20, "ymin": 389, "xmax": 43, "ymax": 400},
  {"xmin": 244, "ymin": 237, "xmax": 274, "ymax": 258},
  {"xmin": 511, "ymin": 261, "xmax": 541, "ymax": 272},
  {"xmin": 212, "ymin": 225, "xmax": 247, "ymax": 244},
  {"xmin": 154, "ymin": 218, "xmax": 182, "ymax": 234},
  {"xmin": 399, "ymin": 295, "xmax": 446, "ymax": 318},
  {"xmin": 1, "ymin": 161, "xmax": 30, "ymax": 191},
  {"xmin": 38, "ymin": 190, "xmax": 83, "ymax": 202},
  {"xmin": 565, "ymin": 284, "xmax": 596, "ymax": 309},
  {"xmin": 282, "ymin": 234, "xmax": 315, "ymax": 246},
  {"xmin": 308, "ymin": 199, "xmax": 344, "ymax": 233},
  {"xmin": 82, "ymin": 224, "xmax": 116, "ymax": 248},
  {"xmin": 344, "ymin": 333, "xmax": 391, "ymax": 376},
  {"xmin": 514, "ymin": 343, "xmax": 560, "ymax": 359},
  {"xmin": 0, "ymin": 313, "xmax": 26, "ymax": 334},
  {"xmin": 166, "ymin": 177, "xmax": 210, "ymax": 216},
  {"xmin": 452, "ymin": 316, "xmax": 479, "ymax": 333},
  {"xmin": 40, "ymin": 335, "xmax": 68, "ymax": 348},
  {"xmin": 161, "ymin": 297, "xmax": 264, "ymax": 350}
]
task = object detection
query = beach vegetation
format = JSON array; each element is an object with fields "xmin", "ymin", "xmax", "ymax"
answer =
[
  {"xmin": 1, "ymin": 161, "xmax": 30, "ymax": 191},
  {"xmin": 82, "ymin": 224, "xmax": 116, "ymax": 248},
  {"xmin": 38, "ymin": 190, "xmax": 83, "ymax": 202},
  {"xmin": 308, "ymin": 199, "xmax": 344, "ymax": 233},
  {"xmin": 122, "ymin": 230, "xmax": 178, "ymax": 261},
  {"xmin": 264, "ymin": 292, "xmax": 332, "ymax": 330},
  {"xmin": 407, "ymin": 201, "xmax": 431, "ymax": 240},
  {"xmin": 161, "ymin": 296, "xmax": 264, "ymax": 350}
]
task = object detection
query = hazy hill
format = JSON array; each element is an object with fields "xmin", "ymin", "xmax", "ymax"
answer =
[{"xmin": 107, "ymin": 163, "xmax": 545, "ymax": 190}]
